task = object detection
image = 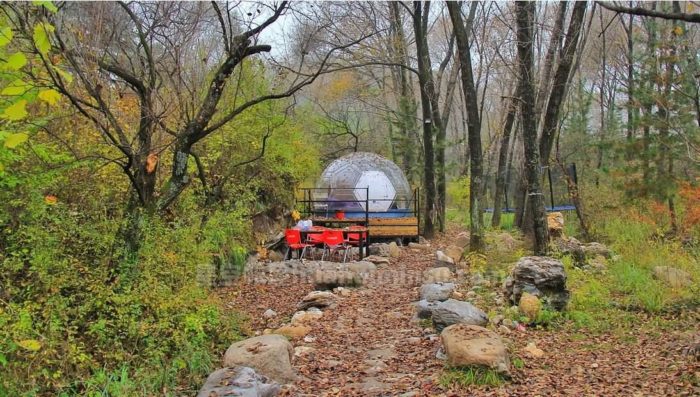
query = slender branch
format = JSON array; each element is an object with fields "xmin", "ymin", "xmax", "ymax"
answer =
[{"xmin": 597, "ymin": 1, "xmax": 700, "ymax": 23}]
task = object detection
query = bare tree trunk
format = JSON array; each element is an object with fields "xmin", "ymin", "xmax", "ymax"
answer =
[
  {"xmin": 539, "ymin": 1, "xmax": 588, "ymax": 166},
  {"xmin": 516, "ymin": 1, "xmax": 548, "ymax": 255},
  {"xmin": 447, "ymin": 1, "xmax": 485, "ymax": 252},
  {"xmin": 625, "ymin": 10, "xmax": 636, "ymax": 160},
  {"xmin": 389, "ymin": 1, "xmax": 419, "ymax": 182},
  {"xmin": 492, "ymin": 86, "xmax": 519, "ymax": 228},
  {"xmin": 535, "ymin": 2, "xmax": 568, "ymax": 122},
  {"xmin": 596, "ymin": 10, "xmax": 607, "ymax": 187},
  {"xmin": 413, "ymin": 1, "xmax": 436, "ymax": 238}
]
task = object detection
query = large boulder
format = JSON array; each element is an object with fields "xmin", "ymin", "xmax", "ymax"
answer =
[
  {"xmin": 581, "ymin": 242, "xmax": 612, "ymax": 259},
  {"xmin": 504, "ymin": 256, "xmax": 570, "ymax": 311},
  {"xmin": 424, "ymin": 267, "xmax": 455, "ymax": 283},
  {"xmin": 554, "ymin": 237, "xmax": 587, "ymax": 267},
  {"xmin": 440, "ymin": 324, "xmax": 510, "ymax": 374},
  {"xmin": 431, "ymin": 299, "xmax": 488, "ymax": 331},
  {"xmin": 223, "ymin": 335, "xmax": 295, "ymax": 384},
  {"xmin": 369, "ymin": 243, "xmax": 391, "ymax": 257},
  {"xmin": 653, "ymin": 266, "xmax": 692, "ymax": 288},
  {"xmin": 298, "ymin": 290, "xmax": 337, "ymax": 310},
  {"xmin": 197, "ymin": 367, "xmax": 280, "ymax": 397},
  {"xmin": 420, "ymin": 283, "xmax": 456, "ymax": 302},
  {"xmin": 547, "ymin": 212, "xmax": 565, "ymax": 238},
  {"xmin": 415, "ymin": 299, "xmax": 439, "ymax": 319},
  {"xmin": 313, "ymin": 270, "xmax": 362, "ymax": 289}
]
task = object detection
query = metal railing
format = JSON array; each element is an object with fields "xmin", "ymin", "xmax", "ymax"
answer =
[{"xmin": 296, "ymin": 187, "xmax": 420, "ymax": 236}]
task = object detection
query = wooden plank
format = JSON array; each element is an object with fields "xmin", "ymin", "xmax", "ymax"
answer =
[
  {"xmin": 368, "ymin": 217, "xmax": 419, "ymax": 237},
  {"xmin": 370, "ymin": 225, "xmax": 419, "ymax": 237},
  {"xmin": 368, "ymin": 217, "xmax": 418, "ymax": 226}
]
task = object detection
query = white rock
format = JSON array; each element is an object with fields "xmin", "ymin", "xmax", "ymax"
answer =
[{"xmin": 263, "ymin": 309, "xmax": 277, "ymax": 319}]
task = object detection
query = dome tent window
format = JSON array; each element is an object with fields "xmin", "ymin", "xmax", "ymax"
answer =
[{"xmin": 316, "ymin": 152, "xmax": 411, "ymax": 217}]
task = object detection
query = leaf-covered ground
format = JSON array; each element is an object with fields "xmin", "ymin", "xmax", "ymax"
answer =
[{"xmin": 221, "ymin": 229, "xmax": 699, "ymax": 396}]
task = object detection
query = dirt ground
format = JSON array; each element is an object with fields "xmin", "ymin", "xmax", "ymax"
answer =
[{"xmin": 221, "ymin": 229, "xmax": 699, "ymax": 396}]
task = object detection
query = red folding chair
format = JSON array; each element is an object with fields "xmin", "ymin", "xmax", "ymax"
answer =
[
  {"xmin": 344, "ymin": 225, "xmax": 367, "ymax": 260},
  {"xmin": 305, "ymin": 227, "xmax": 327, "ymax": 259},
  {"xmin": 321, "ymin": 229, "xmax": 350, "ymax": 262},
  {"xmin": 284, "ymin": 229, "xmax": 313, "ymax": 260}
]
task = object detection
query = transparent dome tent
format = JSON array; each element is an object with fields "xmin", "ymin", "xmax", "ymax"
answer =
[{"xmin": 312, "ymin": 152, "xmax": 413, "ymax": 218}]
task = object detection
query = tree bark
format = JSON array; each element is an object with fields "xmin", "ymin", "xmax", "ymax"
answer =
[
  {"xmin": 413, "ymin": 1, "xmax": 436, "ymax": 238},
  {"xmin": 539, "ymin": 1, "xmax": 588, "ymax": 166},
  {"xmin": 388, "ymin": 1, "xmax": 419, "ymax": 183},
  {"xmin": 516, "ymin": 1, "xmax": 549, "ymax": 255},
  {"xmin": 447, "ymin": 1, "xmax": 485, "ymax": 252},
  {"xmin": 492, "ymin": 86, "xmax": 519, "ymax": 228}
]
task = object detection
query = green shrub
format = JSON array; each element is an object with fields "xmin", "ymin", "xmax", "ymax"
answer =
[
  {"xmin": 439, "ymin": 366, "xmax": 507, "ymax": 388},
  {"xmin": 446, "ymin": 176, "xmax": 470, "ymax": 211},
  {"xmin": 0, "ymin": 199, "xmax": 245, "ymax": 396}
]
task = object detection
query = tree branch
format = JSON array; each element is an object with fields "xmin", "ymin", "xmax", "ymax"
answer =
[{"xmin": 597, "ymin": 1, "xmax": 700, "ymax": 23}]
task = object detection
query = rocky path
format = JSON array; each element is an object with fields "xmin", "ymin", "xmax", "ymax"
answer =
[
  {"xmin": 219, "ymin": 229, "xmax": 699, "ymax": 396},
  {"xmin": 288, "ymin": 248, "xmax": 442, "ymax": 396}
]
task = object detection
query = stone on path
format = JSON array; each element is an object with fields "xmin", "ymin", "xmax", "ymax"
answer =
[
  {"xmin": 363, "ymin": 255, "xmax": 390, "ymax": 265},
  {"xmin": 440, "ymin": 324, "xmax": 510, "ymax": 374},
  {"xmin": 369, "ymin": 243, "xmax": 391, "ymax": 257},
  {"xmin": 388, "ymin": 241, "xmax": 400, "ymax": 258},
  {"xmin": 347, "ymin": 261, "xmax": 377, "ymax": 274},
  {"xmin": 408, "ymin": 242, "xmax": 431, "ymax": 250},
  {"xmin": 294, "ymin": 346, "xmax": 316, "ymax": 357},
  {"xmin": 415, "ymin": 299, "xmax": 439, "ymax": 319},
  {"xmin": 298, "ymin": 290, "xmax": 337, "ymax": 310},
  {"xmin": 196, "ymin": 367, "xmax": 280, "ymax": 397},
  {"xmin": 223, "ymin": 334, "xmax": 295, "ymax": 383},
  {"xmin": 263, "ymin": 309, "xmax": 277, "ymax": 319},
  {"xmin": 420, "ymin": 283, "xmax": 456, "ymax": 302},
  {"xmin": 274, "ymin": 325, "xmax": 311, "ymax": 339},
  {"xmin": 454, "ymin": 232, "xmax": 470, "ymax": 249},
  {"xmin": 431, "ymin": 299, "xmax": 488, "ymax": 331},
  {"xmin": 443, "ymin": 246, "xmax": 463, "ymax": 263},
  {"xmin": 424, "ymin": 267, "xmax": 454, "ymax": 283},
  {"xmin": 435, "ymin": 250, "xmax": 456, "ymax": 270},
  {"xmin": 522, "ymin": 342, "xmax": 545, "ymax": 358},
  {"xmin": 504, "ymin": 256, "xmax": 570, "ymax": 311},
  {"xmin": 291, "ymin": 308, "xmax": 323, "ymax": 325},
  {"xmin": 653, "ymin": 266, "xmax": 692, "ymax": 288},
  {"xmin": 314, "ymin": 270, "xmax": 362, "ymax": 290}
]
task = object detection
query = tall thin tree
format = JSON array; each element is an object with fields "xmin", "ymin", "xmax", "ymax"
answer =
[
  {"xmin": 515, "ymin": 1, "xmax": 548, "ymax": 254},
  {"xmin": 447, "ymin": 1, "xmax": 485, "ymax": 251}
]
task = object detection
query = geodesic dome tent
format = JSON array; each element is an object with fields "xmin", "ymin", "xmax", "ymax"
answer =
[{"xmin": 315, "ymin": 152, "xmax": 412, "ymax": 218}]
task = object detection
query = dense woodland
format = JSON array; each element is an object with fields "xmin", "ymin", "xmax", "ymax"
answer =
[{"xmin": 0, "ymin": 1, "xmax": 698, "ymax": 395}]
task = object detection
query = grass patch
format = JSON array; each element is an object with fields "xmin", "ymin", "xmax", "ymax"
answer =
[
  {"xmin": 446, "ymin": 208, "xmax": 516, "ymax": 231},
  {"xmin": 511, "ymin": 356, "xmax": 525, "ymax": 369},
  {"xmin": 439, "ymin": 366, "xmax": 507, "ymax": 388}
]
